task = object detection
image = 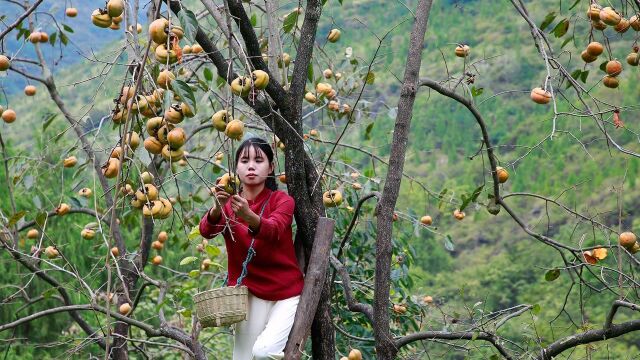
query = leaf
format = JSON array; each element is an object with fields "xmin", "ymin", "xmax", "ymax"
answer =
[
  {"xmin": 307, "ymin": 63, "xmax": 314, "ymax": 83},
  {"xmin": 177, "ymin": 308, "xmax": 192, "ymax": 317},
  {"xmin": 552, "ymin": 19, "xmax": 569, "ymax": 38},
  {"xmin": 178, "ymin": 9, "xmax": 199, "ymax": 43},
  {"xmin": 180, "ymin": 256, "xmax": 198, "ymax": 266},
  {"xmin": 203, "ymin": 67, "xmax": 213, "ymax": 82},
  {"xmin": 437, "ymin": 188, "xmax": 448, "ymax": 210},
  {"xmin": 69, "ymin": 196, "xmax": 84, "ymax": 209},
  {"xmin": 471, "ymin": 86, "xmax": 484, "ymax": 97},
  {"xmin": 171, "ymin": 79, "xmax": 197, "ymax": 115},
  {"xmin": 8, "ymin": 211, "xmax": 27, "ymax": 227},
  {"xmin": 364, "ymin": 123, "xmax": 374, "ymax": 140},
  {"xmin": 570, "ymin": 69, "xmax": 581, "ymax": 80},
  {"xmin": 471, "ymin": 332, "xmax": 479, "ymax": 341},
  {"xmin": 188, "ymin": 226, "xmax": 201, "ymax": 240},
  {"xmin": 532, "ymin": 303, "xmax": 541, "ymax": 315},
  {"xmin": 568, "ymin": 0, "xmax": 581, "ymax": 10},
  {"xmin": 364, "ymin": 71, "xmax": 375, "ymax": 84},
  {"xmin": 35, "ymin": 211, "xmax": 47, "ymax": 228},
  {"xmin": 283, "ymin": 11, "xmax": 299, "ymax": 34},
  {"xmin": 188, "ymin": 270, "xmax": 201, "ymax": 278},
  {"xmin": 205, "ymin": 244, "xmax": 220, "ymax": 258},
  {"xmin": 444, "ymin": 235, "xmax": 455, "ymax": 252},
  {"xmin": 387, "ymin": 107, "xmax": 397, "ymax": 119},
  {"xmin": 539, "ymin": 12, "xmax": 557, "ymax": 31},
  {"xmin": 250, "ymin": 13, "xmax": 257, "ymax": 27},
  {"xmin": 599, "ymin": 61, "xmax": 608, "ymax": 72},
  {"xmin": 23, "ymin": 175, "xmax": 33, "ymax": 190},
  {"xmin": 59, "ymin": 32, "xmax": 68, "ymax": 45},
  {"xmin": 48, "ymin": 32, "xmax": 56, "ymax": 45},
  {"xmin": 580, "ymin": 70, "xmax": 589, "ymax": 83},
  {"xmin": 545, "ymin": 268, "xmax": 560, "ymax": 281},
  {"xmin": 62, "ymin": 23, "xmax": 74, "ymax": 33},
  {"xmin": 460, "ymin": 184, "xmax": 484, "ymax": 211},
  {"xmin": 32, "ymin": 195, "xmax": 41, "ymax": 208},
  {"xmin": 42, "ymin": 113, "xmax": 57, "ymax": 131},
  {"xmin": 561, "ymin": 35, "xmax": 573, "ymax": 49}
]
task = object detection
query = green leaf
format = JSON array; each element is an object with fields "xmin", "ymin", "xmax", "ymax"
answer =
[
  {"xmin": 471, "ymin": 332, "xmax": 479, "ymax": 341},
  {"xmin": 568, "ymin": 0, "xmax": 581, "ymax": 10},
  {"xmin": 23, "ymin": 175, "xmax": 33, "ymax": 189},
  {"xmin": 580, "ymin": 70, "xmax": 589, "ymax": 83},
  {"xmin": 62, "ymin": 23, "xmax": 74, "ymax": 33},
  {"xmin": 59, "ymin": 32, "xmax": 69, "ymax": 45},
  {"xmin": 177, "ymin": 308, "xmax": 192, "ymax": 317},
  {"xmin": 42, "ymin": 113, "xmax": 57, "ymax": 131},
  {"xmin": 307, "ymin": 63, "xmax": 314, "ymax": 83},
  {"xmin": 283, "ymin": 11, "xmax": 299, "ymax": 34},
  {"xmin": 364, "ymin": 123, "xmax": 374, "ymax": 140},
  {"xmin": 460, "ymin": 185, "xmax": 484, "ymax": 211},
  {"xmin": 180, "ymin": 256, "xmax": 198, "ymax": 266},
  {"xmin": 364, "ymin": 71, "xmax": 375, "ymax": 84},
  {"xmin": 178, "ymin": 9, "xmax": 199, "ymax": 43},
  {"xmin": 188, "ymin": 270, "xmax": 201, "ymax": 278},
  {"xmin": 250, "ymin": 13, "xmax": 257, "ymax": 27},
  {"xmin": 561, "ymin": 35, "xmax": 574, "ymax": 49},
  {"xmin": 188, "ymin": 226, "xmax": 201, "ymax": 240},
  {"xmin": 205, "ymin": 244, "xmax": 220, "ymax": 258},
  {"xmin": 42, "ymin": 288, "xmax": 57, "ymax": 299},
  {"xmin": 532, "ymin": 303, "xmax": 541, "ymax": 315},
  {"xmin": 35, "ymin": 211, "xmax": 47, "ymax": 228},
  {"xmin": 545, "ymin": 268, "xmax": 561, "ymax": 281},
  {"xmin": 471, "ymin": 86, "xmax": 484, "ymax": 97},
  {"xmin": 552, "ymin": 18, "xmax": 569, "ymax": 38},
  {"xmin": 539, "ymin": 12, "xmax": 556, "ymax": 31},
  {"xmin": 437, "ymin": 188, "xmax": 448, "ymax": 210},
  {"xmin": 444, "ymin": 235, "xmax": 455, "ymax": 252},
  {"xmin": 8, "ymin": 211, "xmax": 27, "ymax": 227},
  {"xmin": 203, "ymin": 67, "xmax": 213, "ymax": 82},
  {"xmin": 48, "ymin": 32, "xmax": 56, "ymax": 45},
  {"xmin": 171, "ymin": 79, "xmax": 197, "ymax": 115},
  {"xmin": 599, "ymin": 61, "xmax": 608, "ymax": 72}
]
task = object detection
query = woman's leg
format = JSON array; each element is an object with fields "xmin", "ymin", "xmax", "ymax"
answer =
[
  {"xmin": 252, "ymin": 295, "xmax": 300, "ymax": 360},
  {"xmin": 233, "ymin": 293, "xmax": 271, "ymax": 360}
]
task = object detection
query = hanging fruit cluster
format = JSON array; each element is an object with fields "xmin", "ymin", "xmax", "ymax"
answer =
[{"xmin": 124, "ymin": 172, "xmax": 174, "ymax": 219}]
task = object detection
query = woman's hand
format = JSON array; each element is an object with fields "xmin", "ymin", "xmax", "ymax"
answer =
[
  {"xmin": 230, "ymin": 195, "xmax": 254, "ymax": 220},
  {"xmin": 230, "ymin": 195, "xmax": 262, "ymax": 232}
]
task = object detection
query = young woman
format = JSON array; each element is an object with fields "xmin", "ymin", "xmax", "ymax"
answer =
[{"xmin": 199, "ymin": 137, "xmax": 304, "ymax": 360}]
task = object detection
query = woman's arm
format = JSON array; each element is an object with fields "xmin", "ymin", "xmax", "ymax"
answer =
[
  {"xmin": 199, "ymin": 191, "xmax": 231, "ymax": 239},
  {"xmin": 248, "ymin": 194, "xmax": 295, "ymax": 242}
]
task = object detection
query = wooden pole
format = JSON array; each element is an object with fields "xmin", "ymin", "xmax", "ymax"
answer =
[{"xmin": 284, "ymin": 217, "xmax": 335, "ymax": 359}]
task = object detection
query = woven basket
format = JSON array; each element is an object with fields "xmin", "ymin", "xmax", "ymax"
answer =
[{"xmin": 194, "ymin": 286, "xmax": 248, "ymax": 328}]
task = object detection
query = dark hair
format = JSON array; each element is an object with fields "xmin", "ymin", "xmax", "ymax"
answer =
[{"xmin": 235, "ymin": 137, "xmax": 278, "ymax": 191}]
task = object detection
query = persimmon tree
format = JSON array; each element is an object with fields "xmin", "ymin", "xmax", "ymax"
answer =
[{"xmin": 1, "ymin": 0, "xmax": 640, "ymax": 359}]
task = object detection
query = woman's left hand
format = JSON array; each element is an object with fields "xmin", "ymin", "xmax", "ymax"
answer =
[{"xmin": 230, "ymin": 195, "xmax": 254, "ymax": 221}]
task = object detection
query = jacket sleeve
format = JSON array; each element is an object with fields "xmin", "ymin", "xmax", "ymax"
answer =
[
  {"xmin": 199, "ymin": 206, "xmax": 227, "ymax": 239},
  {"xmin": 249, "ymin": 193, "xmax": 295, "ymax": 243}
]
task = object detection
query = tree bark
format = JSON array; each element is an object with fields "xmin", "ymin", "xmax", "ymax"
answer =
[
  {"xmin": 372, "ymin": 0, "xmax": 433, "ymax": 358},
  {"xmin": 284, "ymin": 217, "xmax": 335, "ymax": 359}
]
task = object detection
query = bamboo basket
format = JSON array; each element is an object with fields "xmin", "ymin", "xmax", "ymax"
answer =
[{"xmin": 194, "ymin": 286, "xmax": 248, "ymax": 328}]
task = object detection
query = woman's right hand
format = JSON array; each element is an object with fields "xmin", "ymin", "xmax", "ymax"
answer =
[{"xmin": 213, "ymin": 188, "xmax": 231, "ymax": 208}]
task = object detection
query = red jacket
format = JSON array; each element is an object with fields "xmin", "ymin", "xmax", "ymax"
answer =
[{"xmin": 199, "ymin": 187, "xmax": 304, "ymax": 301}]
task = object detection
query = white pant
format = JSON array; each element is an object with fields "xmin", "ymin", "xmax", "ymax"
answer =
[{"xmin": 233, "ymin": 293, "xmax": 300, "ymax": 360}]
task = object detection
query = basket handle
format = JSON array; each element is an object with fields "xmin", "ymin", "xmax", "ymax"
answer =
[{"xmin": 235, "ymin": 191, "xmax": 272, "ymax": 287}]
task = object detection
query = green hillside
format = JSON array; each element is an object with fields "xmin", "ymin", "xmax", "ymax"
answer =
[{"xmin": 2, "ymin": 0, "xmax": 640, "ymax": 358}]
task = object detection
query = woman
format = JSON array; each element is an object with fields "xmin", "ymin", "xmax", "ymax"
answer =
[{"xmin": 199, "ymin": 137, "xmax": 303, "ymax": 360}]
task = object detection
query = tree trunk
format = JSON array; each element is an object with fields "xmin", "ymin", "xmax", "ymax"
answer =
[{"xmin": 372, "ymin": 0, "xmax": 433, "ymax": 358}]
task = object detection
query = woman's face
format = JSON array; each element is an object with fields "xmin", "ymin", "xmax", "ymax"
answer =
[{"xmin": 236, "ymin": 145, "xmax": 274, "ymax": 187}]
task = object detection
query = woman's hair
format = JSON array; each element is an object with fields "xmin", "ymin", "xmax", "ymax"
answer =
[{"xmin": 235, "ymin": 137, "xmax": 278, "ymax": 191}]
